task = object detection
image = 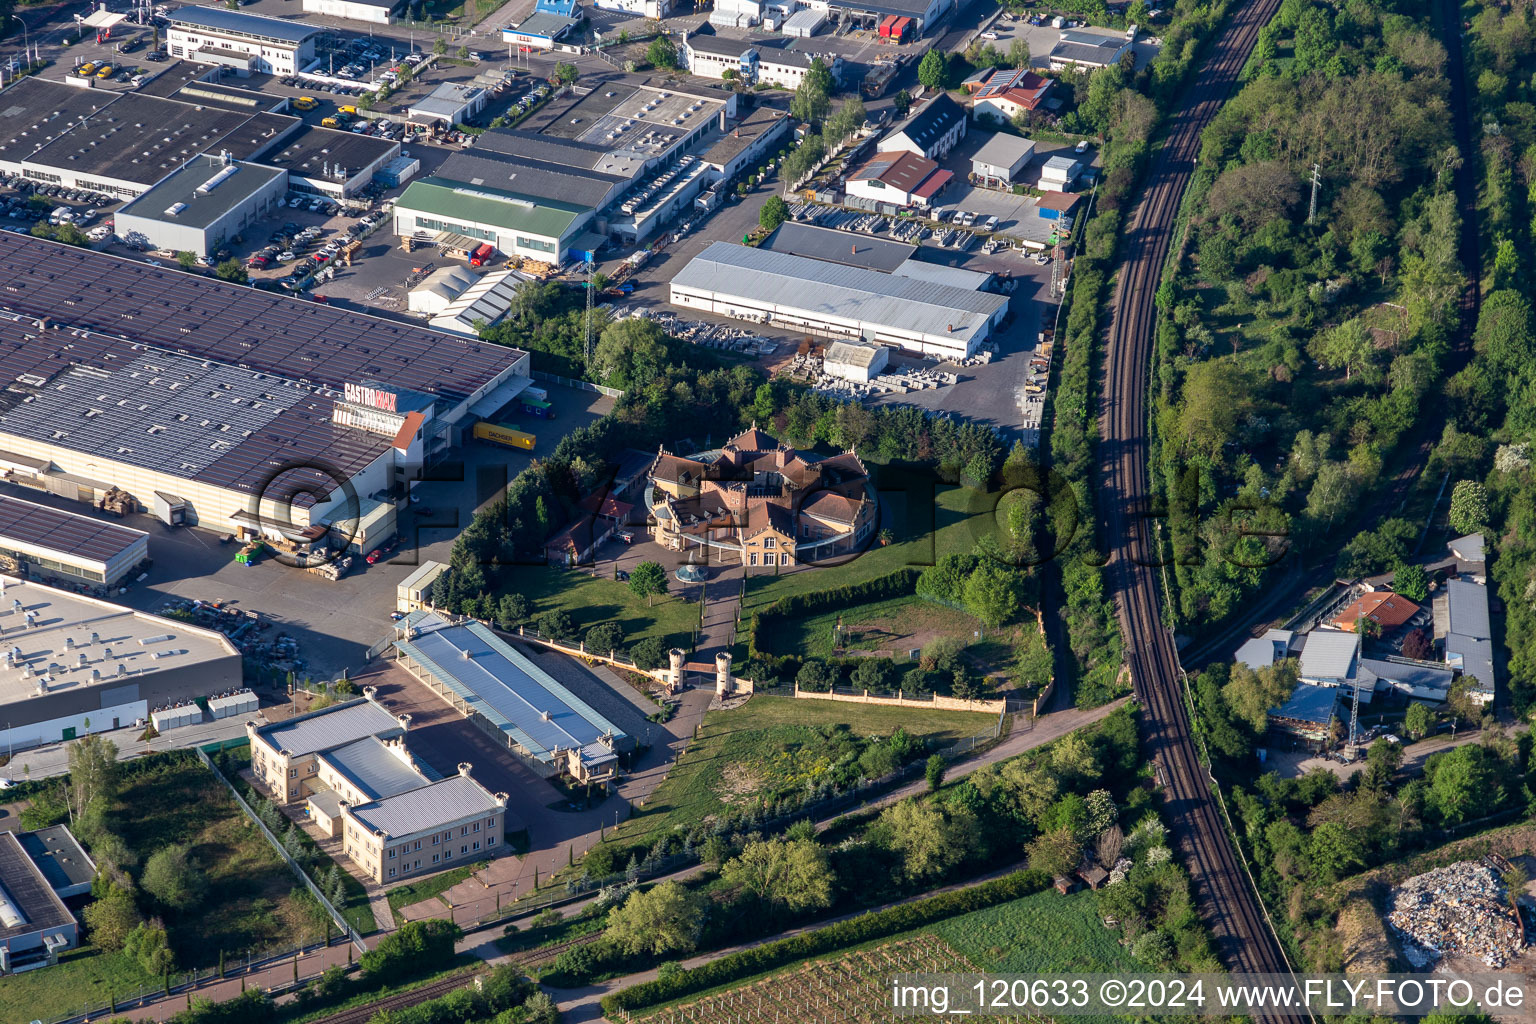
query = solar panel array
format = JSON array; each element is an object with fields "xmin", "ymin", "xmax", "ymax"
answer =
[
  {"xmin": 0, "ymin": 234, "xmax": 525, "ymax": 405},
  {"xmin": 0, "ymin": 493, "xmax": 145, "ymax": 562}
]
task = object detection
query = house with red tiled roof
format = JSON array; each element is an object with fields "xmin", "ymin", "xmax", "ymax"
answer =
[
  {"xmin": 1332, "ymin": 591, "xmax": 1421, "ymax": 633},
  {"xmin": 967, "ymin": 67, "xmax": 1054, "ymax": 125},
  {"xmin": 647, "ymin": 425, "xmax": 876, "ymax": 568}
]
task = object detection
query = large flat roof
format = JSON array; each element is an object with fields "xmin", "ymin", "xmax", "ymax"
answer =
[
  {"xmin": 0, "ymin": 832, "xmax": 74, "ymax": 945},
  {"xmin": 394, "ymin": 616, "xmax": 628, "ymax": 765},
  {"xmin": 0, "ymin": 233, "xmax": 526, "ymax": 407},
  {"xmin": 0, "ymin": 494, "xmax": 147, "ymax": 566},
  {"xmin": 251, "ymin": 124, "xmax": 397, "ymax": 180},
  {"xmin": 672, "ymin": 241, "xmax": 1007, "ymax": 340},
  {"xmin": 474, "ymin": 128, "xmax": 612, "ymax": 171},
  {"xmin": 0, "ymin": 78, "xmax": 268, "ymax": 188},
  {"xmin": 252, "ymin": 696, "xmax": 403, "ymax": 758},
  {"xmin": 764, "ymin": 221, "xmax": 915, "ymax": 271},
  {"xmin": 436, "ymin": 149, "xmax": 626, "ymax": 210},
  {"xmin": 0, "ymin": 576, "xmax": 239, "ymax": 714},
  {"xmin": 1446, "ymin": 578, "xmax": 1490, "ymax": 640},
  {"xmin": 318, "ymin": 735, "xmax": 425, "ymax": 800},
  {"xmin": 701, "ymin": 106, "xmax": 789, "ymax": 168},
  {"xmin": 117, "ymin": 155, "xmax": 285, "ymax": 231},
  {"xmin": 15, "ymin": 826, "xmax": 96, "ymax": 894},
  {"xmin": 168, "ymin": 6, "xmax": 321, "ymax": 45},
  {"xmin": 398, "ymin": 177, "xmax": 585, "ymax": 238}
]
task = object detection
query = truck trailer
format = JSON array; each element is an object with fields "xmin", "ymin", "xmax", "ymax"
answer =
[{"xmin": 473, "ymin": 421, "xmax": 536, "ymax": 450}]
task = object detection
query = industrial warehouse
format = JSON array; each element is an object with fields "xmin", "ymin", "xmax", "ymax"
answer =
[
  {"xmin": 392, "ymin": 82, "xmax": 791, "ymax": 264},
  {"xmin": 0, "ymin": 495, "xmax": 149, "ymax": 588},
  {"xmin": 0, "ymin": 576, "xmax": 242, "ymax": 751},
  {"xmin": 0, "ymin": 233, "xmax": 530, "ymax": 538},
  {"xmin": 669, "ymin": 240, "xmax": 1009, "ymax": 359},
  {"xmin": 0, "ymin": 76, "xmax": 399, "ymax": 205},
  {"xmin": 390, "ymin": 612, "xmax": 632, "ymax": 784}
]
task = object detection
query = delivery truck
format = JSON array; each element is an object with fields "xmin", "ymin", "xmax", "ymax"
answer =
[
  {"xmin": 473, "ymin": 421, "xmax": 536, "ymax": 450},
  {"xmin": 469, "ymin": 243, "xmax": 496, "ymax": 267}
]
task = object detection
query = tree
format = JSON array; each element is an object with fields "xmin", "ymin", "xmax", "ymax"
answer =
[
  {"xmin": 647, "ymin": 35, "xmax": 677, "ymax": 69},
  {"xmin": 125, "ymin": 920, "xmax": 177, "ymax": 974},
  {"xmin": 456, "ymin": 44, "xmax": 470, "ymax": 59},
  {"xmin": 215, "ymin": 259, "xmax": 249, "ymax": 283},
  {"xmin": 1448, "ymin": 480, "xmax": 1489, "ymax": 535},
  {"xmin": 584, "ymin": 621, "xmax": 624, "ymax": 654},
  {"xmin": 1393, "ymin": 562, "xmax": 1429, "ymax": 602},
  {"xmin": 360, "ymin": 920, "xmax": 462, "ymax": 979},
  {"xmin": 789, "ymin": 57, "xmax": 833, "ymax": 124},
  {"xmin": 67, "ymin": 734, "xmax": 119, "ymax": 825},
  {"xmin": 962, "ymin": 560, "xmax": 1023, "ymax": 627},
  {"xmin": 141, "ymin": 843, "xmax": 207, "ymax": 911},
  {"xmin": 878, "ymin": 798, "xmax": 975, "ymax": 880},
  {"xmin": 495, "ymin": 592, "xmax": 530, "ymax": 629},
  {"xmin": 591, "ymin": 318, "xmax": 667, "ymax": 390},
  {"xmin": 1026, "ymin": 826, "xmax": 1082, "ymax": 877},
  {"xmin": 433, "ymin": 36, "xmax": 448, "ymax": 55},
  {"xmin": 1306, "ymin": 821, "xmax": 1363, "ymax": 881},
  {"xmin": 1404, "ymin": 701, "xmax": 1433, "ymax": 739},
  {"xmin": 925, "ymin": 753, "xmax": 946, "ymax": 792},
  {"xmin": 630, "ymin": 636, "xmax": 666, "ymax": 670},
  {"xmin": 1222, "ymin": 659, "xmax": 1298, "ymax": 735},
  {"xmin": 759, "ymin": 194, "xmax": 789, "ymax": 233},
  {"xmin": 917, "ymin": 48, "xmax": 948, "ymax": 91},
  {"xmin": 606, "ymin": 880, "xmax": 703, "ymax": 955},
  {"xmin": 1308, "ymin": 318, "xmax": 1379, "ymax": 382},
  {"xmin": 893, "ymin": 88, "xmax": 911, "ymax": 118},
  {"xmin": 1008, "ymin": 37, "xmax": 1030, "ymax": 69},
  {"xmin": 1050, "ymin": 731, "xmax": 1098, "ymax": 785},
  {"xmin": 1401, "ymin": 628, "xmax": 1433, "ymax": 660},
  {"xmin": 176, "ymin": 250, "xmax": 198, "ymax": 270},
  {"xmin": 796, "ymin": 658, "xmax": 835, "ymax": 691},
  {"xmin": 628, "ymin": 561, "xmax": 668, "ymax": 606},
  {"xmin": 721, "ymin": 838, "xmax": 834, "ymax": 913},
  {"xmin": 83, "ymin": 881, "xmax": 143, "ymax": 951},
  {"xmin": 535, "ymin": 609, "xmax": 576, "ymax": 642},
  {"xmin": 553, "ymin": 61, "xmax": 579, "ymax": 85}
]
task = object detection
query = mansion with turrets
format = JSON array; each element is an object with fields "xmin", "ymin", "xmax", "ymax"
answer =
[{"xmin": 647, "ymin": 426, "xmax": 877, "ymax": 568}]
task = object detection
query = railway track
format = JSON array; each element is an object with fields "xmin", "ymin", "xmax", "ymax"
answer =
[
  {"xmin": 1094, "ymin": 0, "xmax": 1298, "ymax": 1002},
  {"xmin": 307, "ymin": 970, "xmax": 485, "ymax": 1024}
]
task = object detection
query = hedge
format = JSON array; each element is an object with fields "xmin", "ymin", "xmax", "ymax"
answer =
[
  {"xmin": 601, "ymin": 868, "xmax": 1051, "ymax": 1015},
  {"xmin": 746, "ymin": 568, "xmax": 922, "ymax": 672}
]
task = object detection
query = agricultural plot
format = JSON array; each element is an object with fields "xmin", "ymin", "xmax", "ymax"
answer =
[{"xmin": 630, "ymin": 935, "xmax": 1033, "ymax": 1023}]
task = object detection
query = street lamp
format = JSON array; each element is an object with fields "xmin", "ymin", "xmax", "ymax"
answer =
[{"xmin": 10, "ymin": 14, "xmax": 29, "ymax": 66}]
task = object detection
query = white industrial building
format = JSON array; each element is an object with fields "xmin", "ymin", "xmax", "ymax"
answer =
[
  {"xmin": 670, "ymin": 241, "xmax": 1007, "ymax": 360},
  {"xmin": 409, "ymin": 266, "xmax": 482, "ymax": 316},
  {"xmin": 303, "ymin": 0, "xmax": 408, "ymax": 24},
  {"xmin": 0, "ymin": 495, "xmax": 149, "ymax": 588},
  {"xmin": 880, "ymin": 93, "xmax": 966, "ymax": 161},
  {"xmin": 1039, "ymin": 154, "xmax": 1081, "ymax": 192},
  {"xmin": 592, "ymin": 0, "xmax": 673, "ymax": 17},
  {"xmin": 1048, "ymin": 28, "xmax": 1133, "ymax": 71},
  {"xmin": 0, "ymin": 577, "xmax": 242, "ymax": 752},
  {"xmin": 113, "ymin": 154, "xmax": 288, "ymax": 258},
  {"xmin": 970, "ymin": 132, "xmax": 1035, "ymax": 188},
  {"xmin": 823, "ymin": 340, "xmax": 889, "ymax": 381},
  {"xmin": 682, "ymin": 29, "xmax": 842, "ymax": 89},
  {"xmin": 166, "ymin": 7, "xmax": 321, "ymax": 75},
  {"xmin": 408, "ymin": 83, "xmax": 490, "ymax": 126},
  {"xmin": 0, "ymin": 233, "xmax": 530, "ymax": 539}
]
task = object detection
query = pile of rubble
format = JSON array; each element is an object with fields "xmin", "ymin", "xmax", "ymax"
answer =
[{"xmin": 1386, "ymin": 861, "xmax": 1525, "ymax": 968}]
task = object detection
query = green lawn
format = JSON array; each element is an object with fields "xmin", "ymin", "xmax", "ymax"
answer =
[
  {"xmin": 766, "ymin": 593, "xmax": 984, "ymax": 660},
  {"xmin": 931, "ymin": 887, "xmax": 1138, "ymax": 974},
  {"xmin": 739, "ymin": 483, "xmax": 1006, "ymax": 627},
  {"xmin": 0, "ymin": 945, "xmax": 158, "ymax": 1022},
  {"xmin": 387, "ymin": 861, "xmax": 486, "ymax": 918},
  {"xmin": 503, "ymin": 564, "xmax": 700, "ymax": 651},
  {"xmin": 598, "ymin": 695, "xmax": 997, "ymax": 850}
]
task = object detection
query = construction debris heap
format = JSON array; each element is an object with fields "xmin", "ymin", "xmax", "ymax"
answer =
[{"xmin": 1386, "ymin": 860, "xmax": 1526, "ymax": 968}]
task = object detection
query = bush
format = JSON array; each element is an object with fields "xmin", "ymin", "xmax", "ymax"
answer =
[
  {"xmin": 630, "ymin": 636, "xmax": 667, "ymax": 670},
  {"xmin": 359, "ymin": 919, "xmax": 462, "ymax": 980},
  {"xmin": 536, "ymin": 609, "xmax": 577, "ymax": 642},
  {"xmin": 602, "ymin": 869, "xmax": 1050, "ymax": 1014},
  {"xmin": 585, "ymin": 621, "xmax": 625, "ymax": 654}
]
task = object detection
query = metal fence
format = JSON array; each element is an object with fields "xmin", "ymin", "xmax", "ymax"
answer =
[
  {"xmin": 531, "ymin": 370, "xmax": 626, "ymax": 399},
  {"xmin": 197, "ymin": 748, "xmax": 369, "ymax": 953}
]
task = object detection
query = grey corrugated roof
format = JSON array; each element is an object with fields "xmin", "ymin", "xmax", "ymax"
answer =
[
  {"xmin": 1448, "ymin": 533, "xmax": 1485, "ymax": 564},
  {"xmin": 1235, "ymin": 628, "xmax": 1295, "ymax": 670},
  {"xmin": 475, "ymin": 129, "xmax": 612, "ymax": 171},
  {"xmin": 0, "ymin": 831, "xmax": 74, "ymax": 943},
  {"xmin": 1298, "ymin": 630, "xmax": 1358, "ymax": 681},
  {"xmin": 1446, "ymin": 578, "xmax": 1490, "ymax": 639},
  {"xmin": 117, "ymin": 155, "xmax": 285, "ymax": 231},
  {"xmin": 764, "ymin": 222, "xmax": 914, "ymax": 271},
  {"xmin": 169, "ymin": 6, "xmax": 320, "ymax": 43},
  {"xmin": 319, "ymin": 736, "xmax": 425, "ymax": 801},
  {"xmin": 826, "ymin": 341, "xmax": 884, "ymax": 368},
  {"xmin": 1445, "ymin": 634, "xmax": 1495, "ymax": 692},
  {"xmin": 1359, "ymin": 658, "xmax": 1452, "ymax": 692},
  {"xmin": 17, "ymin": 826, "xmax": 96, "ymax": 893},
  {"xmin": 253, "ymin": 698, "xmax": 402, "ymax": 757},
  {"xmin": 1273, "ymin": 682, "xmax": 1338, "ymax": 726},
  {"xmin": 685, "ymin": 30, "xmax": 755, "ymax": 57},
  {"xmin": 671, "ymin": 241, "xmax": 1007, "ymax": 341},
  {"xmin": 394, "ymin": 619, "xmax": 627, "ymax": 764},
  {"xmin": 436, "ymin": 150, "xmax": 625, "ymax": 210},
  {"xmin": 347, "ymin": 775, "xmax": 501, "ymax": 839},
  {"xmin": 0, "ymin": 494, "xmax": 146, "ymax": 565}
]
